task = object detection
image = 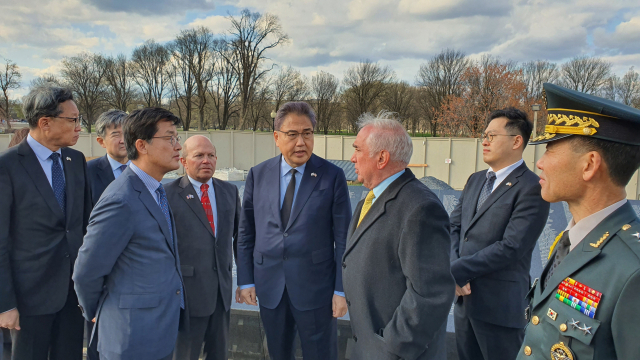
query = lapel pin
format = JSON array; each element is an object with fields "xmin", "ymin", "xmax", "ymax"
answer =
[
  {"xmin": 506, "ymin": 182, "xmax": 512, "ymax": 186},
  {"xmin": 633, "ymin": 232, "xmax": 640, "ymax": 240},
  {"xmin": 311, "ymin": 173, "xmax": 317, "ymax": 177},
  {"xmin": 66, "ymin": 157, "xmax": 71, "ymax": 161},
  {"xmin": 186, "ymin": 194, "xmax": 194, "ymax": 199},
  {"xmin": 622, "ymin": 224, "xmax": 631, "ymax": 231}
]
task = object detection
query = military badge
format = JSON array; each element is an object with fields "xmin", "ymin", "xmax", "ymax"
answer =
[
  {"xmin": 547, "ymin": 308, "xmax": 558, "ymax": 321},
  {"xmin": 550, "ymin": 342, "xmax": 574, "ymax": 360}
]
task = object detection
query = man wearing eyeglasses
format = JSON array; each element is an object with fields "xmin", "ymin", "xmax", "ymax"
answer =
[
  {"xmin": 73, "ymin": 108, "xmax": 187, "ymax": 360},
  {"xmin": 237, "ymin": 101, "xmax": 351, "ymax": 360},
  {"xmin": 0, "ymin": 85, "xmax": 92, "ymax": 360},
  {"xmin": 449, "ymin": 108, "xmax": 549, "ymax": 360}
]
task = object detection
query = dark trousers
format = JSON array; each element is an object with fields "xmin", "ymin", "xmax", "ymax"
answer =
[
  {"xmin": 173, "ymin": 292, "xmax": 230, "ymax": 360},
  {"xmin": 259, "ymin": 288, "xmax": 337, "ymax": 360},
  {"xmin": 454, "ymin": 303, "xmax": 524, "ymax": 360},
  {"xmin": 86, "ymin": 320, "xmax": 99, "ymax": 360},
  {"xmin": 10, "ymin": 284, "xmax": 84, "ymax": 360}
]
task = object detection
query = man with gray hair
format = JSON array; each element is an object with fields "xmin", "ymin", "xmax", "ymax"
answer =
[
  {"xmin": 87, "ymin": 109, "xmax": 130, "ymax": 206},
  {"xmin": 0, "ymin": 84, "xmax": 91, "ymax": 359},
  {"xmin": 342, "ymin": 112, "xmax": 455, "ymax": 360}
]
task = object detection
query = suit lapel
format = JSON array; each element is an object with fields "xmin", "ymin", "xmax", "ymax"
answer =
[
  {"xmin": 129, "ymin": 169, "xmax": 176, "ymax": 256},
  {"xmin": 468, "ymin": 163, "xmax": 527, "ymax": 228},
  {"xmin": 268, "ymin": 156, "xmax": 283, "ymax": 231},
  {"xmin": 97, "ymin": 155, "xmax": 115, "ymax": 188},
  {"xmin": 533, "ymin": 202, "xmax": 637, "ymax": 308},
  {"xmin": 212, "ymin": 178, "xmax": 230, "ymax": 242},
  {"xmin": 344, "ymin": 170, "xmax": 415, "ymax": 257},
  {"xmin": 61, "ymin": 148, "xmax": 75, "ymax": 224},
  {"xmin": 179, "ymin": 176, "xmax": 216, "ymax": 239},
  {"xmin": 285, "ymin": 155, "xmax": 322, "ymax": 231},
  {"xmin": 17, "ymin": 141, "xmax": 65, "ymax": 220}
]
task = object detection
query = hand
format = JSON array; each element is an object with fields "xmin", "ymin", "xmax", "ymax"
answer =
[
  {"xmin": 92, "ymin": 317, "xmax": 96, "ymax": 323},
  {"xmin": 332, "ymin": 294, "xmax": 347, "ymax": 318},
  {"xmin": 455, "ymin": 283, "xmax": 471, "ymax": 296},
  {"xmin": 240, "ymin": 287, "xmax": 257, "ymax": 306},
  {"xmin": 235, "ymin": 287, "xmax": 243, "ymax": 304},
  {"xmin": 0, "ymin": 308, "xmax": 20, "ymax": 330}
]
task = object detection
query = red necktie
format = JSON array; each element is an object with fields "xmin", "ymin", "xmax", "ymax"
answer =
[{"xmin": 200, "ymin": 184, "xmax": 215, "ymax": 235}]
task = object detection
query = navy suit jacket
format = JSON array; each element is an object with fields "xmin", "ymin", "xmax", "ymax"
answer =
[
  {"xmin": 73, "ymin": 167, "xmax": 185, "ymax": 360},
  {"xmin": 450, "ymin": 162, "xmax": 549, "ymax": 328},
  {"xmin": 237, "ymin": 154, "xmax": 352, "ymax": 310},
  {"xmin": 87, "ymin": 155, "xmax": 115, "ymax": 207}
]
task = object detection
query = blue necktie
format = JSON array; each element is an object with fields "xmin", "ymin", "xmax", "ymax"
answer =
[
  {"xmin": 117, "ymin": 164, "xmax": 127, "ymax": 178},
  {"xmin": 476, "ymin": 171, "xmax": 496, "ymax": 212},
  {"xmin": 156, "ymin": 184, "xmax": 184, "ymax": 309},
  {"xmin": 49, "ymin": 153, "xmax": 66, "ymax": 216}
]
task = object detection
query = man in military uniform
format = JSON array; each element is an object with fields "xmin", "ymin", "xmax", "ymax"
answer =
[{"xmin": 517, "ymin": 83, "xmax": 640, "ymax": 359}]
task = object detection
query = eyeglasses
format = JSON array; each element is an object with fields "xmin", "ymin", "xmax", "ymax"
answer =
[
  {"xmin": 481, "ymin": 133, "xmax": 517, "ymax": 143},
  {"xmin": 152, "ymin": 135, "xmax": 181, "ymax": 146},
  {"xmin": 278, "ymin": 130, "xmax": 314, "ymax": 141},
  {"xmin": 55, "ymin": 115, "xmax": 83, "ymax": 127}
]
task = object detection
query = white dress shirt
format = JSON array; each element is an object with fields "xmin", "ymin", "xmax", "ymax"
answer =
[
  {"xmin": 488, "ymin": 159, "xmax": 524, "ymax": 192},
  {"xmin": 565, "ymin": 199, "xmax": 628, "ymax": 251},
  {"xmin": 106, "ymin": 155, "xmax": 131, "ymax": 179},
  {"xmin": 26, "ymin": 133, "xmax": 65, "ymax": 186}
]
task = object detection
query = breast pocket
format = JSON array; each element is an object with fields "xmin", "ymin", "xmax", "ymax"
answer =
[{"xmin": 541, "ymin": 302, "xmax": 601, "ymax": 359}]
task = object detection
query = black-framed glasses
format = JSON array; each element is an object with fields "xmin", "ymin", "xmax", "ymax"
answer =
[
  {"xmin": 152, "ymin": 135, "xmax": 181, "ymax": 146},
  {"xmin": 278, "ymin": 130, "xmax": 314, "ymax": 141},
  {"xmin": 481, "ymin": 133, "xmax": 517, "ymax": 143},
  {"xmin": 55, "ymin": 115, "xmax": 83, "ymax": 127}
]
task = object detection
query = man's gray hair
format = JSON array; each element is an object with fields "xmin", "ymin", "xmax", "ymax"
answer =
[
  {"xmin": 274, "ymin": 101, "xmax": 317, "ymax": 131},
  {"xmin": 22, "ymin": 84, "xmax": 74, "ymax": 128},
  {"xmin": 357, "ymin": 111, "xmax": 413, "ymax": 165},
  {"xmin": 96, "ymin": 109, "xmax": 128, "ymax": 137}
]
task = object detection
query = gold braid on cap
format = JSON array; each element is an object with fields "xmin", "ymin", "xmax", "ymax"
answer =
[{"xmin": 545, "ymin": 114, "xmax": 599, "ymax": 136}]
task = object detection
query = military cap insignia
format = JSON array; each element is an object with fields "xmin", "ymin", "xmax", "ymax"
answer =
[{"xmin": 551, "ymin": 342, "xmax": 574, "ymax": 360}]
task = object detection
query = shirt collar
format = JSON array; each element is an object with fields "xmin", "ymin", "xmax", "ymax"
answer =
[
  {"xmin": 107, "ymin": 154, "xmax": 131, "ymax": 171},
  {"xmin": 488, "ymin": 158, "xmax": 523, "ymax": 183},
  {"xmin": 280, "ymin": 156, "xmax": 307, "ymax": 178},
  {"xmin": 187, "ymin": 175, "xmax": 213, "ymax": 190},
  {"xmin": 372, "ymin": 169, "xmax": 405, "ymax": 201},
  {"xmin": 129, "ymin": 162, "xmax": 161, "ymax": 194},
  {"xmin": 565, "ymin": 199, "xmax": 628, "ymax": 250},
  {"xmin": 27, "ymin": 133, "xmax": 61, "ymax": 161}
]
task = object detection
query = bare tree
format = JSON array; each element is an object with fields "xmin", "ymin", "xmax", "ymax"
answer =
[
  {"xmin": 104, "ymin": 54, "xmax": 136, "ymax": 111},
  {"xmin": 560, "ymin": 56, "xmax": 612, "ymax": 94},
  {"xmin": 247, "ymin": 79, "xmax": 272, "ymax": 131},
  {"xmin": 381, "ymin": 81, "xmax": 417, "ymax": 134},
  {"xmin": 342, "ymin": 60, "xmax": 395, "ymax": 132},
  {"xmin": 310, "ymin": 71, "xmax": 340, "ymax": 134},
  {"xmin": 415, "ymin": 49, "xmax": 469, "ymax": 137},
  {"xmin": 617, "ymin": 67, "xmax": 640, "ymax": 107},
  {"xmin": 0, "ymin": 58, "xmax": 21, "ymax": 127},
  {"xmin": 272, "ymin": 66, "xmax": 309, "ymax": 112},
  {"xmin": 61, "ymin": 53, "xmax": 107, "ymax": 133},
  {"xmin": 131, "ymin": 40, "xmax": 171, "ymax": 107},
  {"xmin": 210, "ymin": 39, "xmax": 240, "ymax": 130},
  {"xmin": 29, "ymin": 74, "xmax": 60, "ymax": 89},
  {"xmin": 221, "ymin": 9, "xmax": 289, "ymax": 129},
  {"xmin": 520, "ymin": 60, "xmax": 559, "ymax": 100},
  {"xmin": 166, "ymin": 56, "xmax": 195, "ymax": 129}
]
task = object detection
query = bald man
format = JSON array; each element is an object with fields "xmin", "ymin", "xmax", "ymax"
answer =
[{"xmin": 165, "ymin": 136, "xmax": 241, "ymax": 360}]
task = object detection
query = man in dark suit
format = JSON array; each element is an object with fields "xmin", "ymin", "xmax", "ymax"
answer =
[
  {"xmin": 518, "ymin": 83, "xmax": 640, "ymax": 360},
  {"xmin": 165, "ymin": 135, "xmax": 240, "ymax": 360},
  {"xmin": 237, "ymin": 102, "xmax": 351, "ymax": 360},
  {"xmin": 342, "ymin": 112, "xmax": 455, "ymax": 360},
  {"xmin": 0, "ymin": 85, "xmax": 91, "ymax": 360},
  {"xmin": 73, "ymin": 108, "xmax": 186, "ymax": 360},
  {"xmin": 87, "ymin": 109, "xmax": 130, "ymax": 206},
  {"xmin": 450, "ymin": 108, "xmax": 550, "ymax": 360}
]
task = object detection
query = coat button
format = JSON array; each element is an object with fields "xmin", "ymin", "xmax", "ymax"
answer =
[
  {"xmin": 560, "ymin": 324, "xmax": 568, "ymax": 332},
  {"xmin": 342, "ymin": 262, "xmax": 346, "ymax": 269},
  {"xmin": 531, "ymin": 316, "xmax": 539, "ymax": 325},
  {"xmin": 283, "ymin": 255, "xmax": 288, "ymax": 260},
  {"xmin": 353, "ymin": 335, "xmax": 357, "ymax": 342},
  {"xmin": 283, "ymin": 233, "xmax": 288, "ymax": 237},
  {"xmin": 347, "ymin": 300, "xmax": 351, "ymax": 306},
  {"xmin": 464, "ymin": 237, "xmax": 468, "ymax": 242},
  {"xmin": 524, "ymin": 346, "xmax": 532, "ymax": 356},
  {"xmin": 213, "ymin": 266, "xmax": 217, "ymax": 271},
  {"xmin": 176, "ymin": 290, "xmax": 181, "ymax": 295}
]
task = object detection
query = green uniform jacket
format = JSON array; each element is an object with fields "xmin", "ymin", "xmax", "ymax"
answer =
[{"xmin": 518, "ymin": 202, "xmax": 640, "ymax": 360}]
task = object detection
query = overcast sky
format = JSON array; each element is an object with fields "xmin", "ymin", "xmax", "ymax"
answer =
[{"xmin": 1, "ymin": 0, "xmax": 639, "ymax": 99}]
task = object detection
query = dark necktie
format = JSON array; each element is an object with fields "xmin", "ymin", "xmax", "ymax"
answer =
[
  {"xmin": 119, "ymin": 164, "xmax": 127, "ymax": 172},
  {"xmin": 544, "ymin": 231, "xmax": 571, "ymax": 289},
  {"xmin": 476, "ymin": 171, "xmax": 496, "ymax": 212},
  {"xmin": 49, "ymin": 153, "xmax": 66, "ymax": 216},
  {"xmin": 200, "ymin": 183, "xmax": 215, "ymax": 235},
  {"xmin": 281, "ymin": 169, "xmax": 297, "ymax": 227},
  {"xmin": 156, "ymin": 184, "xmax": 184, "ymax": 309}
]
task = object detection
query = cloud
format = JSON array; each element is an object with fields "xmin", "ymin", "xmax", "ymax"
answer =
[
  {"xmin": 593, "ymin": 14, "xmax": 640, "ymax": 55},
  {"xmin": 82, "ymin": 0, "xmax": 215, "ymax": 16}
]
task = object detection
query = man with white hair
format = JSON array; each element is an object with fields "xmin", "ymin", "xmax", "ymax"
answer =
[{"xmin": 342, "ymin": 112, "xmax": 455, "ymax": 360}]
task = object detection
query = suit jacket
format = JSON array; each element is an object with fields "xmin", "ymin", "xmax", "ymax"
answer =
[
  {"xmin": 165, "ymin": 176, "xmax": 240, "ymax": 316},
  {"xmin": 73, "ymin": 167, "xmax": 185, "ymax": 360},
  {"xmin": 237, "ymin": 154, "xmax": 351, "ymax": 310},
  {"xmin": 87, "ymin": 154, "xmax": 115, "ymax": 206},
  {"xmin": 0, "ymin": 139, "xmax": 91, "ymax": 315},
  {"xmin": 342, "ymin": 169, "xmax": 455, "ymax": 360},
  {"xmin": 517, "ymin": 203, "xmax": 640, "ymax": 360},
  {"xmin": 450, "ymin": 162, "xmax": 549, "ymax": 328}
]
